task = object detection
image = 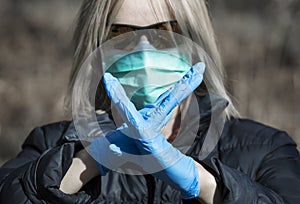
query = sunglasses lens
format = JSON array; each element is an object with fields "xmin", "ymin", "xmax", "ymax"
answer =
[
  {"xmin": 105, "ymin": 21, "xmax": 182, "ymax": 50},
  {"xmin": 110, "ymin": 32, "xmax": 182, "ymax": 51},
  {"xmin": 108, "ymin": 25, "xmax": 134, "ymax": 39}
]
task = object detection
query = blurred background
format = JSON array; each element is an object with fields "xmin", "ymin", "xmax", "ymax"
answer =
[{"xmin": 0, "ymin": 0, "xmax": 299, "ymax": 166}]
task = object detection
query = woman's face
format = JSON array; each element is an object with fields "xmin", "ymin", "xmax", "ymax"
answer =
[
  {"xmin": 114, "ymin": 0, "xmax": 174, "ymax": 26},
  {"xmin": 110, "ymin": 1, "xmax": 180, "ymax": 138}
]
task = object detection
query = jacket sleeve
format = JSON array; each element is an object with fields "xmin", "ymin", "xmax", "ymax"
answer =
[
  {"xmin": 205, "ymin": 131, "xmax": 300, "ymax": 204},
  {"xmin": 0, "ymin": 123, "xmax": 94, "ymax": 204}
]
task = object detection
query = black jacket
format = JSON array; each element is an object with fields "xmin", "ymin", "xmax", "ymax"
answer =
[{"xmin": 1, "ymin": 97, "xmax": 300, "ymax": 203}]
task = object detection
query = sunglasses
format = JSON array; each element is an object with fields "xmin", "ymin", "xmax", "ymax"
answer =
[{"xmin": 105, "ymin": 21, "xmax": 184, "ymax": 50}]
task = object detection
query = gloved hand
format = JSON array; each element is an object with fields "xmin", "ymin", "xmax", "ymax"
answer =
[
  {"xmin": 88, "ymin": 115, "xmax": 141, "ymax": 176},
  {"xmin": 103, "ymin": 62, "xmax": 205, "ymax": 199}
]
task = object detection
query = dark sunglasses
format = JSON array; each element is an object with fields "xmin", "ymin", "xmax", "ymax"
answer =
[
  {"xmin": 107, "ymin": 20, "xmax": 181, "ymax": 38},
  {"xmin": 105, "ymin": 21, "xmax": 183, "ymax": 50}
]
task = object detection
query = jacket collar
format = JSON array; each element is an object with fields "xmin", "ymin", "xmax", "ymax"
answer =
[{"xmin": 63, "ymin": 93, "xmax": 229, "ymax": 151}]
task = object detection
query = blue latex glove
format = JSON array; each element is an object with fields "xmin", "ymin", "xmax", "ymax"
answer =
[
  {"xmin": 103, "ymin": 62, "xmax": 205, "ymax": 199},
  {"xmin": 88, "ymin": 120, "xmax": 140, "ymax": 176}
]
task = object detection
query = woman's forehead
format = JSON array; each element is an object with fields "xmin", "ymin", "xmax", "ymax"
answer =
[{"xmin": 113, "ymin": 0, "xmax": 174, "ymax": 26}]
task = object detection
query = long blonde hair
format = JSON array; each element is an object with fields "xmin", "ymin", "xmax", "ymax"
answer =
[{"xmin": 65, "ymin": 0, "xmax": 239, "ymax": 118}]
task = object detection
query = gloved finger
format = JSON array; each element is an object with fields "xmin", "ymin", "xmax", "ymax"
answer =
[
  {"xmin": 103, "ymin": 73, "xmax": 143, "ymax": 127},
  {"xmin": 139, "ymin": 104, "xmax": 174, "ymax": 130},
  {"xmin": 106, "ymin": 127, "xmax": 141, "ymax": 155},
  {"xmin": 150, "ymin": 62, "xmax": 205, "ymax": 123}
]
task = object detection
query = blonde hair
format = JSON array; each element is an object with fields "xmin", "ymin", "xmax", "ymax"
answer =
[{"xmin": 65, "ymin": 0, "xmax": 239, "ymax": 118}]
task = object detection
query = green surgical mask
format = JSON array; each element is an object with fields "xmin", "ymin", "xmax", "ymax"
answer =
[{"xmin": 105, "ymin": 40, "xmax": 191, "ymax": 110}]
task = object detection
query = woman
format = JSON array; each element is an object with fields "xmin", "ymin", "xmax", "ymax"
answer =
[{"xmin": 1, "ymin": 0, "xmax": 300, "ymax": 203}]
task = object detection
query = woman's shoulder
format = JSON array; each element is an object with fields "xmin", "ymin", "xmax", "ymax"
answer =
[
  {"xmin": 220, "ymin": 117, "xmax": 296, "ymax": 151},
  {"xmin": 22, "ymin": 120, "xmax": 72, "ymax": 151}
]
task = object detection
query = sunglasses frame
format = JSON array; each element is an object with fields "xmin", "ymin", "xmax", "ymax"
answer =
[{"xmin": 106, "ymin": 20, "xmax": 181, "ymax": 41}]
